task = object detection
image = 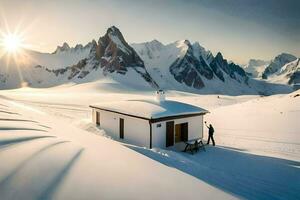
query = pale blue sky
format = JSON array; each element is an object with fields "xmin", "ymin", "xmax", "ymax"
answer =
[{"xmin": 0, "ymin": 0, "xmax": 299, "ymax": 63}]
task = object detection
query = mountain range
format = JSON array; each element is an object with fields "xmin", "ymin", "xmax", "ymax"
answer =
[
  {"xmin": 243, "ymin": 53, "xmax": 299, "ymax": 86},
  {"xmin": 0, "ymin": 26, "xmax": 298, "ymax": 95}
]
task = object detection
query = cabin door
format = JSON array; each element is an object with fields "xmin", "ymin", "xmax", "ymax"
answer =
[
  {"xmin": 175, "ymin": 123, "xmax": 188, "ymax": 143},
  {"xmin": 181, "ymin": 123, "xmax": 188, "ymax": 141},
  {"xmin": 96, "ymin": 111, "xmax": 100, "ymax": 126},
  {"xmin": 119, "ymin": 118, "xmax": 124, "ymax": 139},
  {"xmin": 166, "ymin": 121, "xmax": 174, "ymax": 147}
]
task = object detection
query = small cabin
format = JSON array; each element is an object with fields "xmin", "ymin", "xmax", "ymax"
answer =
[{"xmin": 90, "ymin": 91, "xmax": 209, "ymax": 149}]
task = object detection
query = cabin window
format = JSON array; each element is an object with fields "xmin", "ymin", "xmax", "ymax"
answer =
[
  {"xmin": 96, "ymin": 111, "xmax": 100, "ymax": 126},
  {"xmin": 119, "ymin": 118, "xmax": 124, "ymax": 139},
  {"xmin": 156, "ymin": 123, "xmax": 161, "ymax": 128}
]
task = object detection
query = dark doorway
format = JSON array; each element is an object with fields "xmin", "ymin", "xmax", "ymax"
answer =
[
  {"xmin": 181, "ymin": 123, "xmax": 188, "ymax": 142},
  {"xmin": 175, "ymin": 123, "xmax": 188, "ymax": 143},
  {"xmin": 119, "ymin": 118, "xmax": 124, "ymax": 139},
  {"xmin": 166, "ymin": 121, "xmax": 174, "ymax": 147},
  {"xmin": 96, "ymin": 111, "xmax": 100, "ymax": 126}
]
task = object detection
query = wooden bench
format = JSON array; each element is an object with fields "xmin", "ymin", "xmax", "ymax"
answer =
[{"xmin": 183, "ymin": 138, "xmax": 206, "ymax": 154}]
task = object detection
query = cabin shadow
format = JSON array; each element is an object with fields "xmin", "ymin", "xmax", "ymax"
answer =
[{"xmin": 127, "ymin": 145, "xmax": 300, "ymax": 200}]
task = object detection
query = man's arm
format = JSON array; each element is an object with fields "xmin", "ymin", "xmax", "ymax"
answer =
[{"xmin": 204, "ymin": 122, "xmax": 209, "ymax": 129}]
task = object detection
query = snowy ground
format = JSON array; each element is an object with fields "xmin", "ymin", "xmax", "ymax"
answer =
[{"xmin": 0, "ymin": 84, "xmax": 299, "ymax": 199}]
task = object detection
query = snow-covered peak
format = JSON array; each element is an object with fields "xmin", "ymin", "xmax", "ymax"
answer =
[
  {"xmin": 52, "ymin": 41, "xmax": 95, "ymax": 55},
  {"xmin": 215, "ymin": 52, "xmax": 224, "ymax": 61},
  {"xmin": 98, "ymin": 26, "xmax": 132, "ymax": 55},
  {"xmin": 106, "ymin": 25, "xmax": 119, "ymax": 34},
  {"xmin": 266, "ymin": 58, "xmax": 300, "ymax": 85},
  {"xmin": 146, "ymin": 39, "xmax": 164, "ymax": 51},
  {"xmin": 276, "ymin": 53, "xmax": 297, "ymax": 62},
  {"xmin": 174, "ymin": 39, "xmax": 190, "ymax": 49},
  {"xmin": 262, "ymin": 53, "xmax": 297, "ymax": 79},
  {"xmin": 279, "ymin": 58, "xmax": 300, "ymax": 74},
  {"xmin": 53, "ymin": 42, "xmax": 70, "ymax": 54},
  {"xmin": 192, "ymin": 42, "xmax": 214, "ymax": 64}
]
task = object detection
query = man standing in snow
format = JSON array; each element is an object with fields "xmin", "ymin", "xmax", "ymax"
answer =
[{"xmin": 205, "ymin": 121, "xmax": 215, "ymax": 146}]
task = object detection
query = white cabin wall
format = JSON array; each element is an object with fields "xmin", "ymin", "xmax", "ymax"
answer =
[
  {"xmin": 152, "ymin": 115, "xmax": 204, "ymax": 148},
  {"xmin": 124, "ymin": 117, "xmax": 150, "ymax": 148},
  {"xmin": 92, "ymin": 108, "xmax": 204, "ymax": 149},
  {"xmin": 174, "ymin": 115, "xmax": 203, "ymax": 140},
  {"xmin": 97, "ymin": 110, "xmax": 119, "ymax": 138},
  {"xmin": 93, "ymin": 109, "xmax": 150, "ymax": 148},
  {"xmin": 151, "ymin": 122, "xmax": 166, "ymax": 148},
  {"xmin": 92, "ymin": 109, "xmax": 96, "ymax": 123}
]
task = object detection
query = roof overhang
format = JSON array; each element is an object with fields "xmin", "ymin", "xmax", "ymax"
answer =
[{"xmin": 90, "ymin": 105, "xmax": 209, "ymax": 123}]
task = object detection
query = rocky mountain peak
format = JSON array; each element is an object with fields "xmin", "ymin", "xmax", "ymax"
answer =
[
  {"xmin": 93, "ymin": 26, "xmax": 158, "ymax": 87},
  {"xmin": 262, "ymin": 53, "xmax": 297, "ymax": 79},
  {"xmin": 53, "ymin": 42, "xmax": 71, "ymax": 54},
  {"xmin": 183, "ymin": 39, "xmax": 191, "ymax": 46},
  {"xmin": 215, "ymin": 52, "xmax": 224, "ymax": 61}
]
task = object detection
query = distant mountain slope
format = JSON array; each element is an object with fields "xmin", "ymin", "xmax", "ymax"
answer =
[
  {"xmin": 0, "ymin": 26, "xmax": 158, "ymax": 90},
  {"xmin": 262, "ymin": 53, "xmax": 297, "ymax": 79},
  {"xmin": 0, "ymin": 26, "xmax": 294, "ymax": 95},
  {"xmin": 132, "ymin": 40, "xmax": 255, "ymax": 95},
  {"xmin": 243, "ymin": 59, "xmax": 270, "ymax": 78},
  {"xmin": 267, "ymin": 58, "xmax": 300, "ymax": 85}
]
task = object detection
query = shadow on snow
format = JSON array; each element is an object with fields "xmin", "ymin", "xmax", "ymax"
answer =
[
  {"xmin": 0, "ymin": 136, "xmax": 56, "ymax": 151},
  {"xmin": 127, "ymin": 145, "xmax": 300, "ymax": 200},
  {"xmin": 0, "ymin": 140, "xmax": 84, "ymax": 200}
]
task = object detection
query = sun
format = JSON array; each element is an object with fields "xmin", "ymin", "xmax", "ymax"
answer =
[{"xmin": 1, "ymin": 33, "xmax": 23, "ymax": 53}]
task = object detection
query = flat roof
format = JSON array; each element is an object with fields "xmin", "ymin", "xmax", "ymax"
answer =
[{"xmin": 90, "ymin": 99, "xmax": 209, "ymax": 121}]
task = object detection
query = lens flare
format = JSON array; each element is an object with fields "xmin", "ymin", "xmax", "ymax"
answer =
[{"xmin": 1, "ymin": 33, "xmax": 22, "ymax": 52}]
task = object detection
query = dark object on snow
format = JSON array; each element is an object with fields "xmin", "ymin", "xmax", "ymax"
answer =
[
  {"xmin": 183, "ymin": 138, "xmax": 206, "ymax": 154},
  {"xmin": 294, "ymin": 94, "xmax": 300, "ymax": 98},
  {"xmin": 205, "ymin": 122, "xmax": 215, "ymax": 146}
]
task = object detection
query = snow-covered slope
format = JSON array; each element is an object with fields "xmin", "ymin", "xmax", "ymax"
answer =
[
  {"xmin": 262, "ymin": 53, "xmax": 297, "ymax": 79},
  {"xmin": 267, "ymin": 58, "xmax": 300, "ymax": 85},
  {"xmin": 243, "ymin": 59, "xmax": 270, "ymax": 78},
  {"xmin": 0, "ymin": 93, "xmax": 237, "ymax": 200},
  {"xmin": 132, "ymin": 40, "xmax": 259, "ymax": 95},
  {"xmin": 0, "ymin": 26, "xmax": 157, "ymax": 90},
  {"xmin": 0, "ymin": 26, "xmax": 294, "ymax": 95},
  {"xmin": 0, "ymin": 86, "xmax": 299, "ymax": 199}
]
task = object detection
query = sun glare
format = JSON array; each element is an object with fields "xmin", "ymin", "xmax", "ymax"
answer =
[{"xmin": 1, "ymin": 34, "xmax": 22, "ymax": 53}]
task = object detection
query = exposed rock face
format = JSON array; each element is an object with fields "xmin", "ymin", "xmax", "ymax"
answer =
[
  {"xmin": 289, "ymin": 71, "xmax": 300, "ymax": 85},
  {"xmin": 1, "ymin": 25, "xmax": 292, "ymax": 94},
  {"xmin": 96, "ymin": 26, "xmax": 144, "ymax": 72},
  {"xmin": 169, "ymin": 43, "xmax": 249, "ymax": 90},
  {"xmin": 38, "ymin": 26, "xmax": 158, "ymax": 88},
  {"xmin": 94, "ymin": 26, "xmax": 158, "ymax": 87},
  {"xmin": 210, "ymin": 52, "xmax": 248, "ymax": 83},
  {"xmin": 262, "ymin": 53, "xmax": 297, "ymax": 79},
  {"xmin": 282, "ymin": 58, "xmax": 300, "ymax": 85},
  {"xmin": 169, "ymin": 40, "xmax": 213, "ymax": 89}
]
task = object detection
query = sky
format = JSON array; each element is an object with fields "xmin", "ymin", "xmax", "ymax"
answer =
[{"xmin": 0, "ymin": 0, "xmax": 299, "ymax": 64}]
